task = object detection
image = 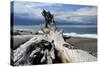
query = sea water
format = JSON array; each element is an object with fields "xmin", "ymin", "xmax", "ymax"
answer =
[{"xmin": 14, "ymin": 25, "xmax": 97, "ymax": 38}]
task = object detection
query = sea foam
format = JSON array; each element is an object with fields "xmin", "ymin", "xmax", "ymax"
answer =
[{"xmin": 63, "ymin": 32, "xmax": 97, "ymax": 39}]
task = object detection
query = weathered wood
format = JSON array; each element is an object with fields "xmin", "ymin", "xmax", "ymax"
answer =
[
  {"xmin": 12, "ymin": 10, "xmax": 97, "ymax": 66},
  {"xmin": 13, "ymin": 35, "xmax": 57, "ymax": 65},
  {"xmin": 12, "ymin": 25, "xmax": 97, "ymax": 66},
  {"xmin": 57, "ymin": 50, "xmax": 70, "ymax": 63},
  {"xmin": 47, "ymin": 29, "xmax": 96, "ymax": 63},
  {"xmin": 47, "ymin": 30, "xmax": 71, "ymax": 63},
  {"xmin": 13, "ymin": 35, "xmax": 46, "ymax": 65}
]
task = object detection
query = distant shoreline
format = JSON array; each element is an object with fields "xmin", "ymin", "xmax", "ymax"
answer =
[
  {"xmin": 13, "ymin": 25, "xmax": 97, "ymax": 35},
  {"xmin": 12, "ymin": 28, "xmax": 97, "ymax": 39}
]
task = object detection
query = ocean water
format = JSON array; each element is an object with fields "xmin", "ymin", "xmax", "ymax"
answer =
[
  {"xmin": 14, "ymin": 25, "xmax": 97, "ymax": 38},
  {"xmin": 57, "ymin": 25, "xmax": 97, "ymax": 34}
]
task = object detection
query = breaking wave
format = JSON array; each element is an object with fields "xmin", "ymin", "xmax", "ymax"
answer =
[{"xmin": 63, "ymin": 32, "xmax": 97, "ymax": 39}]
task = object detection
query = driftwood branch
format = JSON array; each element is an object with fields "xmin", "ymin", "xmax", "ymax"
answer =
[{"xmin": 11, "ymin": 10, "xmax": 96, "ymax": 66}]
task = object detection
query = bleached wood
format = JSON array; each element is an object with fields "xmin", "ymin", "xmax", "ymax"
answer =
[{"xmin": 47, "ymin": 29, "xmax": 96, "ymax": 63}]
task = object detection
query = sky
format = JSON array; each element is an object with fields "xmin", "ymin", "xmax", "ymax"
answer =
[{"xmin": 11, "ymin": 1, "xmax": 97, "ymax": 25}]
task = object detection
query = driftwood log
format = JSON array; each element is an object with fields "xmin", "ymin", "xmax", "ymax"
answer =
[
  {"xmin": 11, "ymin": 10, "xmax": 96, "ymax": 66},
  {"xmin": 11, "ymin": 29, "xmax": 96, "ymax": 66}
]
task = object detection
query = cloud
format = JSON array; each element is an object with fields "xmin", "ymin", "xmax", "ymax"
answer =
[
  {"xmin": 13, "ymin": 2, "xmax": 43, "ymax": 19},
  {"xmin": 13, "ymin": 1, "xmax": 97, "ymax": 23},
  {"xmin": 53, "ymin": 7, "xmax": 97, "ymax": 23},
  {"xmin": 76, "ymin": 7, "xmax": 97, "ymax": 16},
  {"xmin": 14, "ymin": 7, "xmax": 43, "ymax": 19},
  {"xmin": 13, "ymin": 2, "xmax": 58, "ymax": 20}
]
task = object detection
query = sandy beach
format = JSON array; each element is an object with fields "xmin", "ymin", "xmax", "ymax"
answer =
[{"xmin": 66, "ymin": 37, "xmax": 97, "ymax": 57}]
